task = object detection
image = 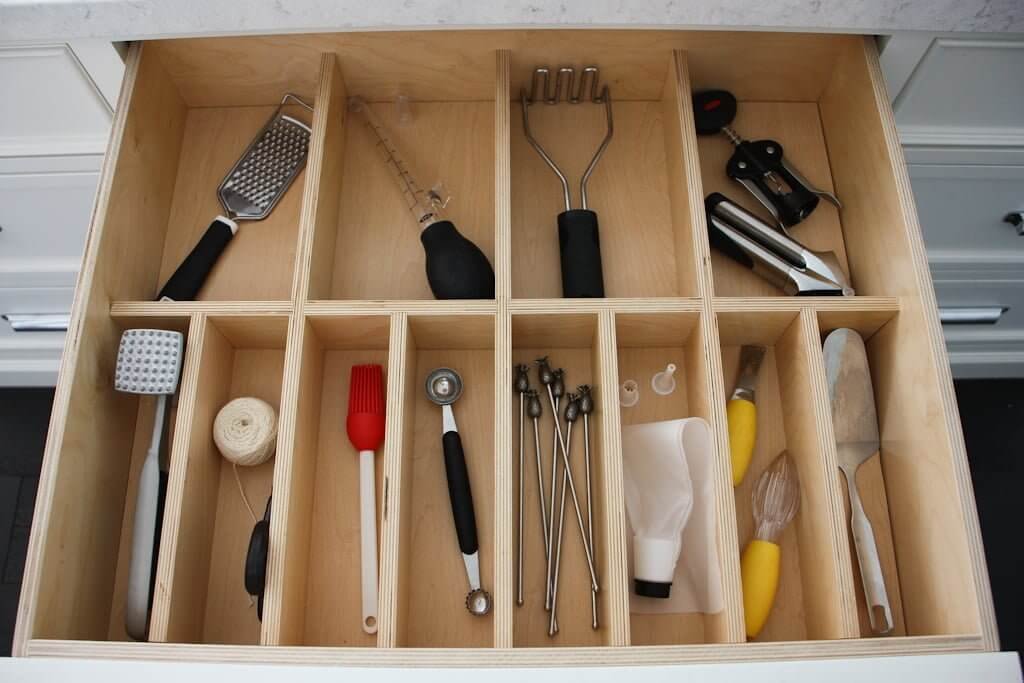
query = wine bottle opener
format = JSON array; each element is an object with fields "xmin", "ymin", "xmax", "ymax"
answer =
[{"xmin": 693, "ymin": 89, "xmax": 841, "ymax": 231}]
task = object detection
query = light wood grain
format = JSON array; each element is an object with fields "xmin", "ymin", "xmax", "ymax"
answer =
[{"xmin": 330, "ymin": 101, "xmax": 495, "ymax": 301}]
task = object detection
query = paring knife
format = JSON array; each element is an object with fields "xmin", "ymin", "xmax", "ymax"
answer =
[
  {"xmin": 705, "ymin": 193, "xmax": 854, "ymax": 297},
  {"xmin": 823, "ymin": 328, "xmax": 893, "ymax": 635}
]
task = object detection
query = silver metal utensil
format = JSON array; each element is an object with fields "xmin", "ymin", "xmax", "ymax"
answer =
[
  {"xmin": 549, "ymin": 393, "xmax": 581, "ymax": 636},
  {"xmin": 578, "ymin": 385, "xmax": 599, "ymax": 630},
  {"xmin": 157, "ymin": 94, "xmax": 313, "ymax": 301},
  {"xmin": 514, "ymin": 364, "xmax": 531, "ymax": 607},
  {"xmin": 425, "ymin": 367, "xmax": 492, "ymax": 617},
  {"xmin": 824, "ymin": 328, "xmax": 893, "ymax": 635}
]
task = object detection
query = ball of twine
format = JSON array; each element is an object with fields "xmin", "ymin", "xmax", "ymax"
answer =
[{"xmin": 214, "ymin": 397, "xmax": 277, "ymax": 466}]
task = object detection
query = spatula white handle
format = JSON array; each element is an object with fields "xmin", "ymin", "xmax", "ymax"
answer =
[
  {"xmin": 846, "ymin": 473, "xmax": 893, "ymax": 635},
  {"xmin": 359, "ymin": 449, "xmax": 379, "ymax": 635}
]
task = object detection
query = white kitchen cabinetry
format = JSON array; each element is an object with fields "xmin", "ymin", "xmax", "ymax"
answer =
[
  {"xmin": 883, "ymin": 33, "xmax": 1024, "ymax": 377},
  {"xmin": 0, "ymin": 40, "xmax": 122, "ymax": 385}
]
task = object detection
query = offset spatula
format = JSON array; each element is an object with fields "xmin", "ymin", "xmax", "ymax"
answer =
[
  {"xmin": 157, "ymin": 94, "xmax": 312, "ymax": 301},
  {"xmin": 824, "ymin": 328, "xmax": 893, "ymax": 635}
]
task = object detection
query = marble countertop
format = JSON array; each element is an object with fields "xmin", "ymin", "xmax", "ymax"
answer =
[{"xmin": 0, "ymin": 0, "xmax": 1021, "ymax": 43}]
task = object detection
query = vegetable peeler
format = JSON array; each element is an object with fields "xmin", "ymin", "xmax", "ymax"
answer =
[
  {"xmin": 693, "ymin": 89, "xmax": 840, "ymax": 231},
  {"xmin": 706, "ymin": 193, "xmax": 854, "ymax": 296}
]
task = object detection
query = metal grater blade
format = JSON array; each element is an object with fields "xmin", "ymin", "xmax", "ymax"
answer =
[
  {"xmin": 114, "ymin": 329, "xmax": 185, "ymax": 396},
  {"xmin": 218, "ymin": 112, "xmax": 312, "ymax": 220}
]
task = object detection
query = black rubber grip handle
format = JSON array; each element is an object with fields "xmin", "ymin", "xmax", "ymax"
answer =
[
  {"xmin": 156, "ymin": 218, "xmax": 235, "ymax": 301},
  {"xmin": 557, "ymin": 209, "xmax": 605, "ymax": 298},
  {"xmin": 245, "ymin": 520, "xmax": 270, "ymax": 597},
  {"xmin": 442, "ymin": 430, "xmax": 479, "ymax": 555},
  {"xmin": 147, "ymin": 470, "xmax": 168, "ymax": 615},
  {"xmin": 421, "ymin": 220, "xmax": 495, "ymax": 300}
]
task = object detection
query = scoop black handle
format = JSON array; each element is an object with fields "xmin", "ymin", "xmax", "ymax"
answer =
[
  {"xmin": 421, "ymin": 220, "xmax": 495, "ymax": 300},
  {"xmin": 157, "ymin": 217, "xmax": 236, "ymax": 301},
  {"xmin": 442, "ymin": 429, "xmax": 479, "ymax": 555},
  {"xmin": 558, "ymin": 209, "xmax": 605, "ymax": 298}
]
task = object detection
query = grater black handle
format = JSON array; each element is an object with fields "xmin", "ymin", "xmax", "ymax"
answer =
[{"xmin": 156, "ymin": 217, "xmax": 236, "ymax": 301}]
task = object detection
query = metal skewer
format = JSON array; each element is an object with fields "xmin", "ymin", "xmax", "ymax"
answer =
[
  {"xmin": 578, "ymin": 385, "xmax": 599, "ymax": 629},
  {"xmin": 549, "ymin": 393, "xmax": 581, "ymax": 636},
  {"xmin": 536, "ymin": 359, "xmax": 599, "ymax": 592},
  {"xmin": 514, "ymin": 365, "xmax": 531, "ymax": 607}
]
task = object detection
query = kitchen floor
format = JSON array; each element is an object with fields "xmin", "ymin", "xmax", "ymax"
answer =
[{"xmin": 0, "ymin": 383, "xmax": 1019, "ymax": 656}]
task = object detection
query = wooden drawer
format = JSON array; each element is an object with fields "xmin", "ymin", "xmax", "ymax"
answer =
[{"xmin": 13, "ymin": 30, "xmax": 996, "ymax": 664}]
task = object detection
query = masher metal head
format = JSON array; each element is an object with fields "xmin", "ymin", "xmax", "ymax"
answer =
[
  {"xmin": 425, "ymin": 367, "xmax": 463, "ymax": 405},
  {"xmin": 217, "ymin": 93, "xmax": 313, "ymax": 221},
  {"xmin": 114, "ymin": 329, "xmax": 185, "ymax": 396}
]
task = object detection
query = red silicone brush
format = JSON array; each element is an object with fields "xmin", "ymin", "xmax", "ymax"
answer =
[{"xmin": 346, "ymin": 364, "xmax": 385, "ymax": 635}]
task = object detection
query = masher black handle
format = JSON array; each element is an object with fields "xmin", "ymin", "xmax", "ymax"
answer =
[
  {"xmin": 421, "ymin": 220, "xmax": 495, "ymax": 300},
  {"xmin": 157, "ymin": 217, "xmax": 236, "ymax": 301},
  {"xmin": 558, "ymin": 209, "xmax": 605, "ymax": 298},
  {"xmin": 442, "ymin": 430, "xmax": 479, "ymax": 555}
]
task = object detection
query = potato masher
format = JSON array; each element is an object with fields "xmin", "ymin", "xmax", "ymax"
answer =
[{"xmin": 522, "ymin": 66, "xmax": 613, "ymax": 298}]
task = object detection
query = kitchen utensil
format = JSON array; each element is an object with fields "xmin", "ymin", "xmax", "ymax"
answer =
[
  {"xmin": 244, "ymin": 496, "xmax": 272, "ymax": 621},
  {"xmin": 114, "ymin": 328, "xmax": 185, "ymax": 640},
  {"xmin": 623, "ymin": 418, "xmax": 723, "ymax": 615},
  {"xmin": 546, "ymin": 366, "xmax": 564, "ymax": 610},
  {"xmin": 346, "ymin": 364, "xmax": 386, "ymax": 634},
  {"xmin": 727, "ymin": 345, "xmax": 766, "ymax": 486},
  {"xmin": 514, "ymin": 364, "xmax": 531, "ymax": 607},
  {"xmin": 824, "ymin": 328, "xmax": 893, "ymax": 635},
  {"xmin": 651, "ymin": 364, "xmax": 677, "ymax": 396},
  {"xmin": 619, "ymin": 379, "xmax": 640, "ymax": 407},
  {"xmin": 578, "ymin": 385, "xmax": 599, "ymax": 629},
  {"xmin": 522, "ymin": 66, "xmax": 613, "ymax": 298},
  {"xmin": 548, "ymin": 393, "xmax": 581, "ymax": 636},
  {"xmin": 693, "ymin": 89, "xmax": 841, "ymax": 230},
  {"xmin": 424, "ymin": 368, "xmax": 492, "ymax": 616},
  {"xmin": 707, "ymin": 193, "xmax": 853, "ymax": 296},
  {"xmin": 351, "ymin": 98, "xmax": 494, "ymax": 300},
  {"xmin": 525, "ymin": 389, "xmax": 550, "ymax": 576},
  {"xmin": 157, "ymin": 94, "xmax": 312, "ymax": 301},
  {"xmin": 622, "ymin": 414, "xmax": 695, "ymax": 600},
  {"xmin": 741, "ymin": 451, "xmax": 800, "ymax": 638}
]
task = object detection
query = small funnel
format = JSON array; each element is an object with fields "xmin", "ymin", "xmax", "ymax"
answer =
[{"xmin": 651, "ymin": 363, "xmax": 677, "ymax": 396}]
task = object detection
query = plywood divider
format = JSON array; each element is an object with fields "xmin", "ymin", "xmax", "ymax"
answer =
[
  {"xmin": 148, "ymin": 315, "xmax": 208, "ymax": 641},
  {"xmin": 596, "ymin": 311, "xmax": 631, "ymax": 646},
  {"xmin": 672, "ymin": 49, "xmax": 747, "ymax": 645},
  {"xmin": 297, "ymin": 54, "xmax": 347, "ymax": 302},
  {"xmin": 379, "ymin": 313, "xmax": 413, "ymax": 647},
  {"xmin": 493, "ymin": 49, "xmax": 515, "ymax": 648}
]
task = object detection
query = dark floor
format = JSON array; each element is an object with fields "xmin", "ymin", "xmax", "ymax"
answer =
[{"xmin": 0, "ymin": 383, "xmax": 1020, "ymax": 655}]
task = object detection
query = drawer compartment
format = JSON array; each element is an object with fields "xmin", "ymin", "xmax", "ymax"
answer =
[{"xmin": 16, "ymin": 29, "xmax": 995, "ymax": 666}]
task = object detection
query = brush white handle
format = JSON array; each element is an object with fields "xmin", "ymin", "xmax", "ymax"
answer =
[
  {"xmin": 360, "ymin": 449, "xmax": 379, "ymax": 634},
  {"xmin": 125, "ymin": 395, "xmax": 166, "ymax": 640}
]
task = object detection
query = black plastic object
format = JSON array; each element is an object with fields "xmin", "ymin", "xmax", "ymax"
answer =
[
  {"xmin": 557, "ymin": 209, "xmax": 605, "ymax": 298},
  {"xmin": 634, "ymin": 578, "xmax": 672, "ymax": 599},
  {"xmin": 157, "ymin": 218, "xmax": 235, "ymax": 301},
  {"xmin": 692, "ymin": 90, "xmax": 737, "ymax": 136},
  {"xmin": 245, "ymin": 496, "xmax": 272, "ymax": 621},
  {"xmin": 726, "ymin": 140, "xmax": 819, "ymax": 228},
  {"xmin": 420, "ymin": 220, "xmax": 495, "ymax": 300},
  {"xmin": 441, "ymin": 430, "xmax": 479, "ymax": 555},
  {"xmin": 147, "ymin": 470, "xmax": 169, "ymax": 616}
]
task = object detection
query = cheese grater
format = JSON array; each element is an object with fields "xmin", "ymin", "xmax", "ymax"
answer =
[
  {"xmin": 115, "ymin": 329, "xmax": 185, "ymax": 640},
  {"xmin": 157, "ymin": 93, "xmax": 313, "ymax": 302}
]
